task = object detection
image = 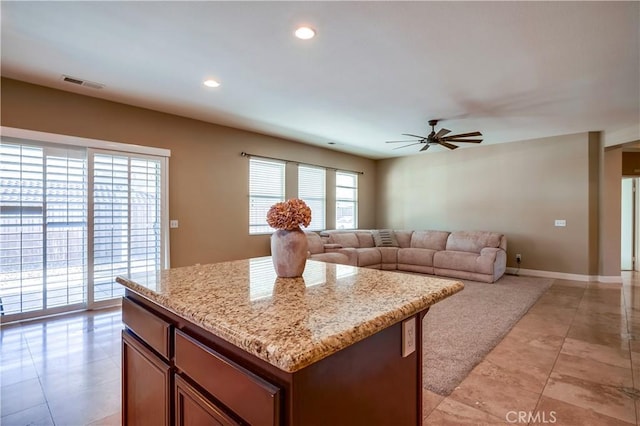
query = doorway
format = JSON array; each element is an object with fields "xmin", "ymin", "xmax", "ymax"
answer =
[{"xmin": 621, "ymin": 178, "xmax": 639, "ymax": 271}]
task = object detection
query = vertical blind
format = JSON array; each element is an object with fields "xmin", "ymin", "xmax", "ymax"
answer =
[
  {"xmin": 298, "ymin": 165, "xmax": 325, "ymax": 231},
  {"xmin": 249, "ymin": 158, "xmax": 285, "ymax": 234}
]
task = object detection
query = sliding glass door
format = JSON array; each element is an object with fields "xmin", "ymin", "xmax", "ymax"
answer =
[
  {"xmin": 0, "ymin": 138, "xmax": 167, "ymax": 321},
  {"xmin": 91, "ymin": 152, "xmax": 163, "ymax": 303},
  {"xmin": 0, "ymin": 144, "xmax": 87, "ymax": 318}
]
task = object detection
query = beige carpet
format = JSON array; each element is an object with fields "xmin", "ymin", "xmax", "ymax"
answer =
[{"xmin": 423, "ymin": 274, "xmax": 554, "ymax": 396}]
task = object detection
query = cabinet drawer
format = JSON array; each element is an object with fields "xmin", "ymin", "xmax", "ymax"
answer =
[
  {"xmin": 175, "ymin": 375, "xmax": 240, "ymax": 426},
  {"xmin": 122, "ymin": 297, "xmax": 171, "ymax": 359},
  {"xmin": 175, "ymin": 330, "xmax": 280, "ymax": 426}
]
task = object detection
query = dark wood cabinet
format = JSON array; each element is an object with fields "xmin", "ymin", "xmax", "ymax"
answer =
[
  {"xmin": 122, "ymin": 330, "xmax": 171, "ymax": 426},
  {"xmin": 122, "ymin": 291, "xmax": 425, "ymax": 425},
  {"xmin": 122, "ymin": 296, "xmax": 281, "ymax": 426},
  {"xmin": 175, "ymin": 375, "xmax": 239, "ymax": 426}
]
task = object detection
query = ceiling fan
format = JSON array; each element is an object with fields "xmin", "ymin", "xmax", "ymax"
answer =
[{"xmin": 386, "ymin": 119, "xmax": 483, "ymax": 152}]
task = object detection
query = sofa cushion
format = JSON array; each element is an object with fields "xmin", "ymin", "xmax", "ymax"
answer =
[
  {"xmin": 305, "ymin": 232, "xmax": 325, "ymax": 255},
  {"xmin": 410, "ymin": 230, "xmax": 450, "ymax": 251},
  {"xmin": 372, "ymin": 229, "xmax": 399, "ymax": 247},
  {"xmin": 378, "ymin": 247, "xmax": 399, "ymax": 264},
  {"xmin": 356, "ymin": 232, "xmax": 375, "ymax": 248},
  {"xmin": 329, "ymin": 232, "xmax": 360, "ymax": 248},
  {"xmin": 394, "ymin": 230, "xmax": 413, "ymax": 248},
  {"xmin": 356, "ymin": 248, "xmax": 382, "ymax": 267},
  {"xmin": 446, "ymin": 231, "xmax": 502, "ymax": 254},
  {"xmin": 433, "ymin": 250, "xmax": 494, "ymax": 275},
  {"xmin": 397, "ymin": 248, "xmax": 437, "ymax": 267}
]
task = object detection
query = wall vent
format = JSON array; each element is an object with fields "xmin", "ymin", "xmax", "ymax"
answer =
[{"xmin": 61, "ymin": 75, "xmax": 104, "ymax": 90}]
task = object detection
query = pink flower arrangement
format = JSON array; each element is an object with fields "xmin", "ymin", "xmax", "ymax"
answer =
[{"xmin": 267, "ymin": 198, "xmax": 312, "ymax": 231}]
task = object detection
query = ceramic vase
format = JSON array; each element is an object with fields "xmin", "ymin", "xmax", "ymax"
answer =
[{"xmin": 270, "ymin": 227, "xmax": 308, "ymax": 277}]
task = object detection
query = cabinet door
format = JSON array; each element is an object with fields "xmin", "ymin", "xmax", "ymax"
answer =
[
  {"xmin": 122, "ymin": 330, "xmax": 171, "ymax": 426},
  {"xmin": 175, "ymin": 375, "xmax": 239, "ymax": 426}
]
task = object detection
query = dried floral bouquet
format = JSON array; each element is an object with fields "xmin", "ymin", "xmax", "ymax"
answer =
[{"xmin": 266, "ymin": 198, "xmax": 312, "ymax": 231}]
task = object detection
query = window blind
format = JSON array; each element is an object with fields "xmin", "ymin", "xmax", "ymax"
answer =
[
  {"xmin": 0, "ymin": 143, "xmax": 87, "ymax": 315},
  {"xmin": 249, "ymin": 158, "xmax": 285, "ymax": 234},
  {"xmin": 0, "ymin": 129, "xmax": 168, "ymax": 321},
  {"xmin": 92, "ymin": 152, "xmax": 163, "ymax": 301},
  {"xmin": 336, "ymin": 171, "xmax": 358, "ymax": 229},
  {"xmin": 298, "ymin": 165, "xmax": 325, "ymax": 231}
]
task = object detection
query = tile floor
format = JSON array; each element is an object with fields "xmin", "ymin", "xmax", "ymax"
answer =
[
  {"xmin": 424, "ymin": 272, "xmax": 640, "ymax": 425},
  {"xmin": 1, "ymin": 308, "xmax": 122, "ymax": 425},
  {"xmin": 1, "ymin": 273, "xmax": 638, "ymax": 425}
]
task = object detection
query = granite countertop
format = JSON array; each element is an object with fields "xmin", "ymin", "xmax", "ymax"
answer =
[{"xmin": 116, "ymin": 257, "xmax": 464, "ymax": 373}]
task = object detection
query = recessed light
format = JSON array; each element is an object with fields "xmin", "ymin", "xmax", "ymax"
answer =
[
  {"xmin": 203, "ymin": 79, "xmax": 220, "ymax": 88},
  {"xmin": 295, "ymin": 26, "xmax": 316, "ymax": 40}
]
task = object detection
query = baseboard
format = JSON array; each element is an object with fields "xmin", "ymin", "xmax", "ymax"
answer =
[
  {"xmin": 505, "ymin": 267, "xmax": 623, "ymax": 283},
  {"xmin": 597, "ymin": 275, "xmax": 624, "ymax": 283}
]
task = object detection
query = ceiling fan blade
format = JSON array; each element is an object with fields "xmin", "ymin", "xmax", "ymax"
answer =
[
  {"xmin": 439, "ymin": 141, "xmax": 459, "ymax": 150},
  {"xmin": 443, "ymin": 138, "xmax": 483, "ymax": 143},
  {"xmin": 393, "ymin": 142, "xmax": 422, "ymax": 150},
  {"xmin": 386, "ymin": 139, "xmax": 422, "ymax": 143},
  {"xmin": 435, "ymin": 128, "xmax": 451, "ymax": 138},
  {"xmin": 443, "ymin": 131, "xmax": 482, "ymax": 139},
  {"xmin": 419, "ymin": 144, "xmax": 430, "ymax": 152},
  {"xmin": 402, "ymin": 133, "xmax": 429, "ymax": 139}
]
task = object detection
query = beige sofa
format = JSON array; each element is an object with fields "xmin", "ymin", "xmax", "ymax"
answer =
[
  {"xmin": 309, "ymin": 229, "xmax": 507, "ymax": 283},
  {"xmin": 305, "ymin": 231, "xmax": 358, "ymax": 266}
]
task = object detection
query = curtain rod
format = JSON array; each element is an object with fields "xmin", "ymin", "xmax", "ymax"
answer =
[{"xmin": 240, "ymin": 152, "xmax": 364, "ymax": 175}]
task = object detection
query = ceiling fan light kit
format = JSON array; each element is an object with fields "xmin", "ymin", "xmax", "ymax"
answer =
[{"xmin": 387, "ymin": 119, "xmax": 483, "ymax": 152}]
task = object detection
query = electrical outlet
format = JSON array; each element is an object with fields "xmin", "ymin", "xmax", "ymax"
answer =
[
  {"xmin": 402, "ymin": 317, "xmax": 416, "ymax": 357},
  {"xmin": 516, "ymin": 254, "xmax": 522, "ymax": 263},
  {"xmin": 170, "ymin": 220, "xmax": 179, "ymax": 228}
]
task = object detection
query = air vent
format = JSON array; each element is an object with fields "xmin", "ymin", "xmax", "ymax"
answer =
[{"xmin": 61, "ymin": 75, "xmax": 104, "ymax": 90}]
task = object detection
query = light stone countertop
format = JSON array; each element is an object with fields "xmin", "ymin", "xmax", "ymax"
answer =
[{"xmin": 116, "ymin": 257, "xmax": 464, "ymax": 373}]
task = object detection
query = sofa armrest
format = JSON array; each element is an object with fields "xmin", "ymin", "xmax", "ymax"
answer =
[
  {"xmin": 480, "ymin": 247, "xmax": 501, "ymax": 260},
  {"xmin": 480, "ymin": 247, "xmax": 507, "ymax": 281},
  {"xmin": 480, "ymin": 247, "xmax": 502, "ymax": 257}
]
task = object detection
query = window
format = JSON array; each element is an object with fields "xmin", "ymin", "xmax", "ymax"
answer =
[
  {"xmin": 298, "ymin": 165, "xmax": 325, "ymax": 231},
  {"xmin": 249, "ymin": 158, "xmax": 285, "ymax": 234},
  {"xmin": 336, "ymin": 171, "xmax": 358, "ymax": 229},
  {"xmin": 0, "ymin": 128, "xmax": 169, "ymax": 321}
]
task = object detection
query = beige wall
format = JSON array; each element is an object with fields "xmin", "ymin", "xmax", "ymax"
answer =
[
  {"xmin": 376, "ymin": 133, "xmax": 596, "ymax": 275},
  {"xmin": 1, "ymin": 77, "xmax": 625, "ymax": 278},
  {"xmin": 1, "ymin": 78, "xmax": 376, "ymax": 267}
]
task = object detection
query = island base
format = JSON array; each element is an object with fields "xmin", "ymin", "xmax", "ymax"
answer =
[{"xmin": 122, "ymin": 290, "xmax": 428, "ymax": 426}]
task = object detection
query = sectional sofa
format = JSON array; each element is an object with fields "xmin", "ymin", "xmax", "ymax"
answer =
[{"xmin": 306, "ymin": 229, "xmax": 507, "ymax": 283}]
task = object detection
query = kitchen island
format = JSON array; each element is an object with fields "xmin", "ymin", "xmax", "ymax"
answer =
[{"xmin": 116, "ymin": 257, "xmax": 463, "ymax": 426}]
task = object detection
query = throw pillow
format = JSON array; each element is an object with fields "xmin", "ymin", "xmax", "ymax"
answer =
[{"xmin": 372, "ymin": 229, "xmax": 399, "ymax": 247}]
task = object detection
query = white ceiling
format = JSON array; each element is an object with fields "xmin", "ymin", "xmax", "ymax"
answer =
[{"xmin": 1, "ymin": 1, "xmax": 638, "ymax": 159}]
